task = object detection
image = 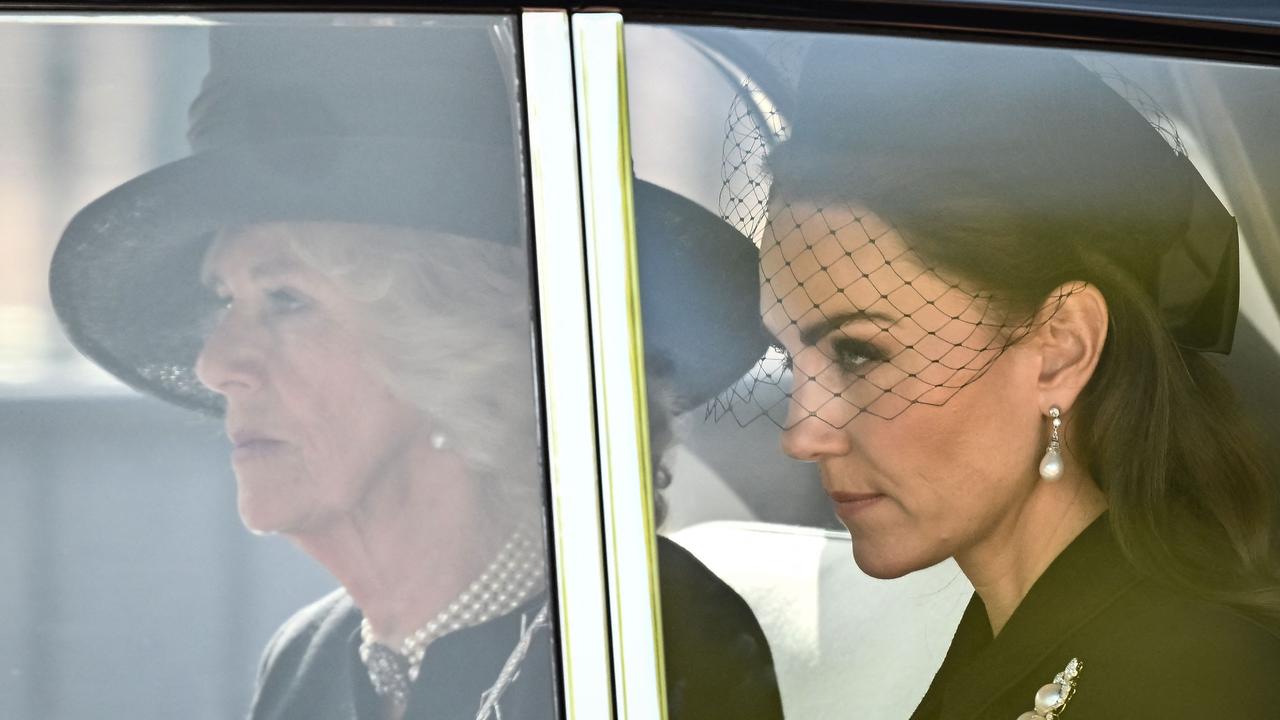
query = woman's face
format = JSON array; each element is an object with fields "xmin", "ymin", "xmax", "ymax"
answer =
[
  {"xmin": 761, "ymin": 199, "xmax": 1047, "ymax": 578},
  {"xmin": 195, "ymin": 223, "xmax": 428, "ymax": 536}
]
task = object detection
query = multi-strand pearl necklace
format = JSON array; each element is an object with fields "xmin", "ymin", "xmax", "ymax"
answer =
[{"xmin": 357, "ymin": 526, "xmax": 546, "ymax": 708}]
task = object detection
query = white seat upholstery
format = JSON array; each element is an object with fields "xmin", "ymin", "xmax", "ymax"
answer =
[{"xmin": 669, "ymin": 521, "xmax": 972, "ymax": 720}]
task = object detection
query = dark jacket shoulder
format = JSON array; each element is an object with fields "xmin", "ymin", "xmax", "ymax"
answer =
[
  {"xmin": 249, "ymin": 588, "xmax": 360, "ymax": 720},
  {"xmin": 657, "ymin": 536, "xmax": 785, "ymax": 720},
  {"xmin": 914, "ymin": 517, "xmax": 1280, "ymax": 720},
  {"xmin": 254, "ymin": 588, "xmax": 353, "ymax": 681},
  {"xmin": 1061, "ymin": 577, "xmax": 1280, "ymax": 718},
  {"xmin": 250, "ymin": 542, "xmax": 782, "ymax": 720}
]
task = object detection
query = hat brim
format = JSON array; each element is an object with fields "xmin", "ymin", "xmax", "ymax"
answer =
[
  {"xmin": 51, "ymin": 137, "xmax": 524, "ymax": 415},
  {"xmin": 635, "ymin": 182, "xmax": 770, "ymax": 413},
  {"xmin": 51, "ymin": 143, "xmax": 767, "ymax": 416}
]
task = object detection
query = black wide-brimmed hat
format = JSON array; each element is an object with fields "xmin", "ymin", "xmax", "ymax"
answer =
[{"xmin": 50, "ymin": 21, "xmax": 766, "ymax": 416}]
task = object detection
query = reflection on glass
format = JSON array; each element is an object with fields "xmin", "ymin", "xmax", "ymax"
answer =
[
  {"xmin": 38, "ymin": 15, "xmax": 558, "ymax": 720},
  {"xmin": 0, "ymin": 19, "xmax": 324, "ymax": 720},
  {"xmin": 631, "ymin": 180, "xmax": 785, "ymax": 719},
  {"xmin": 629, "ymin": 24, "xmax": 1280, "ymax": 720},
  {"xmin": 0, "ymin": 21, "xmax": 204, "ymax": 394}
]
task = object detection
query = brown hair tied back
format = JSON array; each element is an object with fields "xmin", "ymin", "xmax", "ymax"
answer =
[{"xmin": 723, "ymin": 36, "xmax": 1280, "ymax": 626}]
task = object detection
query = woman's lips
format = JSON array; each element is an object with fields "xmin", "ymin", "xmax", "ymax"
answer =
[{"xmin": 828, "ymin": 490, "xmax": 886, "ymax": 516}]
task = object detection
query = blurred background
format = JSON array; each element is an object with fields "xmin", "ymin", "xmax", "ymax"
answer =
[{"xmin": 0, "ymin": 17, "xmax": 335, "ymax": 720}]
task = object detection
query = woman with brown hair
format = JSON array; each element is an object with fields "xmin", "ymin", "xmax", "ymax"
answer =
[{"xmin": 730, "ymin": 35, "xmax": 1280, "ymax": 718}]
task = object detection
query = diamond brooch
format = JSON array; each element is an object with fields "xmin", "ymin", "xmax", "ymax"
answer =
[{"xmin": 1016, "ymin": 657, "xmax": 1082, "ymax": 720}]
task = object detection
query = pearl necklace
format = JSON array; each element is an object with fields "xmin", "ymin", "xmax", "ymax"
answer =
[{"xmin": 357, "ymin": 526, "xmax": 545, "ymax": 708}]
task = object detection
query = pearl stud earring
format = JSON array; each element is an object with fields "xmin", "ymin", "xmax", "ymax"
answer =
[{"xmin": 1038, "ymin": 406, "xmax": 1064, "ymax": 481}]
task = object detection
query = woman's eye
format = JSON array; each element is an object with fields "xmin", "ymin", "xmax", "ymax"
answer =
[
  {"xmin": 265, "ymin": 288, "xmax": 309, "ymax": 314},
  {"xmin": 830, "ymin": 338, "xmax": 881, "ymax": 373}
]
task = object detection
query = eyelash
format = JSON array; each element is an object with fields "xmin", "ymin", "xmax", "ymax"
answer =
[
  {"xmin": 209, "ymin": 287, "xmax": 310, "ymax": 315},
  {"xmin": 265, "ymin": 288, "xmax": 308, "ymax": 314},
  {"xmin": 830, "ymin": 338, "xmax": 882, "ymax": 373},
  {"xmin": 776, "ymin": 338, "xmax": 884, "ymax": 374}
]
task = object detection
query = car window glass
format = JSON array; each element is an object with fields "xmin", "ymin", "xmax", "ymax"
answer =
[
  {"xmin": 1, "ymin": 14, "xmax": 558, "ymax": 720},
  {"xmin": 626, "ymin": 24, "xmax": 1280, "ymax": 719}
]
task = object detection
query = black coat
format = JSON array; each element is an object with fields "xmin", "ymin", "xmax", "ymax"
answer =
[
  {"xmin": 248, "ymin": 537, "xmax": 783, "ymax": 720},
  {"xmin": 911, "ymin": 516, "xmax": 1280, "ymax": 719}
]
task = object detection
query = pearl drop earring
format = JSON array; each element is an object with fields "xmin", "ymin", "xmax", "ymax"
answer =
[{"xmin": 1038, "ymin": 406, "xmax": 1064, "ymax": 481}]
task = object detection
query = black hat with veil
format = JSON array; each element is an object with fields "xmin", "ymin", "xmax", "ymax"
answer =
[
  {"xmin": 706, "ymin": 34, "xmax": 1240, "ymax": 429},
  {"xmin": 49, "ymin": 19, "xmax": 767, "ymax": 418}
]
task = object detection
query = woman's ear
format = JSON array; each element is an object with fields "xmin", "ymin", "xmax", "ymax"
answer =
[{"xmin": 1033, "ymin": 282, "xmax": 1108, "ymax": 413}]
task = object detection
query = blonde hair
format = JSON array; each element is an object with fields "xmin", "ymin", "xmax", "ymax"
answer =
[{"xmin": 275, "ymin": 222, "xmax": 541, "ymax": 514}]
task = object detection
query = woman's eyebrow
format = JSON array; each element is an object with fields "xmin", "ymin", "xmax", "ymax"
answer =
[
  {"xmin": 248, "ymin": 256, "xmax": 303, "ymax": 280},
  {"xmin": 199, "ymin": 255, "xmax": 302, "ymax": 288},
  {"xmin": 799, "ymin": 310, "xmax": 894, "ymax": 345}
]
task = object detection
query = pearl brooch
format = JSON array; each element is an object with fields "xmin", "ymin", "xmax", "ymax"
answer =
[
  {"xmin": 1016, "ymin": 657, "xmax": 1082, "ymax": 720},
  {"xmin": 358, "ymin": 525, "xmax": 546, "ymax": 708}
]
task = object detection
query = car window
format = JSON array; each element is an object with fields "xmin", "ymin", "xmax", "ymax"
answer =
[
  {"xmin": 626, "ymin": 23, "xmax": 1280, "ymax": 719},
  {"xmin": 1, "ymin": 13, "xmax": 560, "ymax": 720}
]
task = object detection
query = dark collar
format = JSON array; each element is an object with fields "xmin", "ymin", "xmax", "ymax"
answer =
[
  {"xmin": 915, "ymin": 514, "xmax": 1140, "ymax": 720},
  {"xmin": 348, "ymin": 593, "xmax": 553, "ymax": 720}
]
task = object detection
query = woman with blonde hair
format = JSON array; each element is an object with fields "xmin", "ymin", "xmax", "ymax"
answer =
[{"xmin": 51, "ymin": 20, "xmax": 781, "ymax": 720}]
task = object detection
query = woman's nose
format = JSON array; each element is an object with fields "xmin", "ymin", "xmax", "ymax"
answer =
[
  {"xmin": 194, "ymin": 312, "xmax": 264, "ymax": 398},
  {"xmin": 779, "ymin": 372, "xmax": 851, "ymax": 462}
]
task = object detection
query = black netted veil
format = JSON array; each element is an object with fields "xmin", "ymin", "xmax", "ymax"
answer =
[{"xmin": 707, "ymin": 37, "xmax": 1239, "ymax": 429}]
